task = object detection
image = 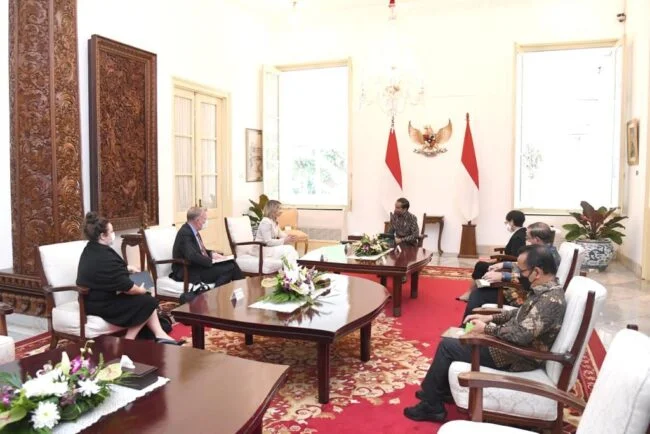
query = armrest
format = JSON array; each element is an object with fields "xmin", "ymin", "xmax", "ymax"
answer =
[
  {"xmin": 493, "ymin": 247, "xmax": 506, "ymax": 254},
  {"xmin": 43, "ymin": 285, "xmax": 89, "ymax": 295},
  {"xmin": 471, "ymin": 307, "xmax": 505, "ymax": 315},
  {"xmin": 0, "ymin": 303, "xmax": 13, "ymax": 315},
  {"xmin": 490, "ymin": 254, "xmax": 517, "ymax": 262},
  {"xmin": 156, "ymin": 258, "xmax": 189, "ymax": 266},
  {"xmin": 235, "ymin": 241, "xmax": 266, "ymax": 246},
  {"xmin": 459, "ymin": 332, "xmax": 574, "ymax": 364},
  {"xmin": 0, "ymin": 303, "xmax": 12, "ymax": 336},
  {"xmin": 418, "ymin": 234, "xmax": 428, "ymax": 239},
  {"xmin": 458, "ymin": 371, "xmax": 586, "ymax": 412}
]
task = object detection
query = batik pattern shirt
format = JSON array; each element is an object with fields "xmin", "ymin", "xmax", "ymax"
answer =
[
  {"xmin": 388, "ymin": 211, "xmax": 420, "ymax": 246},
  {"xmin": 502, "ymin": 246, "xmax": 562, "ymax": 305},
  {"xmin": 484, "ymin": 280, "xmax": 566, "ymax": 372}
]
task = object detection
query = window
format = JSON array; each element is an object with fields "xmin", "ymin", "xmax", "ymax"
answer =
[
  {"xmin": 514, "ymin": 43, "xmax": 623, "ymax": 211},
  {"xmin": 263, "ymin": 61, "xmax": 350, "ymax": 208}
]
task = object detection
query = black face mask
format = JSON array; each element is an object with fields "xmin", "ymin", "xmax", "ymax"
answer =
[{"xmin": 519, "ymin": 276, "xmax": 532, "ymax": 292}]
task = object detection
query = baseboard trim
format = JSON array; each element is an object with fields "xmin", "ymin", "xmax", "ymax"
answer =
[{"xmin": 616, "ymin": 251, "xmax": 643, "ymax": 278}]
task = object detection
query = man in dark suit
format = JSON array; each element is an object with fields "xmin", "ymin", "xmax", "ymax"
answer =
[{"xmin": 170, "ymin": 207, "xmax": 243, "ymax": 287}]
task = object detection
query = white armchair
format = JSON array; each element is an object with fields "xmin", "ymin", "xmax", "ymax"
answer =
[
  {"xmin": 38, "ymin": 241, "xmax": 123, "ymax": 349},
  {"xmin": 439, "ymin": 328, "xmax": 650, "ymax": 434},
  {"xmin": 141, "ymin": 226, "xmax": 208, "ymax": 301},
  {"xmin": 450, "ymin": 276, "xmax": 607, "ymax": 433},
  {"xmin": 0, "ymin": 303, "xmax": 15, "ymax": 364},
  {"xmin": 224, "ymin": 216, "xmax": 283, "ymax": 275}
]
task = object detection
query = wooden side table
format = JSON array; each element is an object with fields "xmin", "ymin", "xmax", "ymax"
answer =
[
  {"xmin": 422, "ymin": 214, "xmax": 444, "ymax": 255},
  {"xmin": 121, "ymin": 233, "xmax": 146, "ymax": 271}
]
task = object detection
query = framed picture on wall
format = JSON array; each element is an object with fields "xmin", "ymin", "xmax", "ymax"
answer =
[
  {"xmin": 627, "ymin": 119, "xmax": 639, "ymax": 166},
  {"xmin": 245, "ymin": 128, "xmax": 263, "ymax": 182}
]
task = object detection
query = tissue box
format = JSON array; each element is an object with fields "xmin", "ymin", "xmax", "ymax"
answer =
[{"xmin": 108, "ymin": 359, "xmax": 159, "ymax": 390}]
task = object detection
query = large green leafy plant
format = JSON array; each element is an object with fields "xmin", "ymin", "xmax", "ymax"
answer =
[
  {"xmin": 244, "ymin": 194, "xmax": 269, "ymax": 228},
  {"xmin": 562, "ymin": 201, "xmax": 627, "ymax": 245}
]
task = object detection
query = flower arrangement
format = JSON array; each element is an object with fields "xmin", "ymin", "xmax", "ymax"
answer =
[
  {"xmin": 350, "ymin": 234, "xmax": 390, "ymax": 257},
  {"xmin": 260, "ymin": 257, "xmax": 331, "ymax": 304},
  {"xmin": 0, "ymin": 340, "xmax": 127, "ymax": 433}
]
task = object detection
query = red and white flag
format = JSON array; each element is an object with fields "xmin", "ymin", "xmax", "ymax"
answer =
[
  {"xmin": 381, "ymin": 122, "xmax": 403, "ymax": 213},
  {"xmin": 457, "ymin": 113, "xmax": 479, "ymax": 221}
]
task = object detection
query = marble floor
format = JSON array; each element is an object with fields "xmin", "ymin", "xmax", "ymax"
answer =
[{"xmin": 5, "ymin": 256, "xmax": 648, "ymax": 350}]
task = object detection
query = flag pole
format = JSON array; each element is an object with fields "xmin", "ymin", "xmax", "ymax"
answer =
[{"xmin": 458, "ymin": 112, "xmax": 479, "ymax": 258}]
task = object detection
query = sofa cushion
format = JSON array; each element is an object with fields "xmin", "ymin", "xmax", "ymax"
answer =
[
  {"xmin": 449, "ymin": 361, "xmax": 558, "ymax": 421},
  {"xmin": 52, "ymin": 301, "xmax": 123, "ymax": 338},
  {"xmin": 236, "ymin": 255, "xmax": 282, "ymax": 274}
]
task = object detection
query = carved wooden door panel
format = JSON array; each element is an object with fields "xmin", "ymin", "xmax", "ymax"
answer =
[{"xmin": 173, "ymin": 86, "xmax": 226, "ymax": 251}]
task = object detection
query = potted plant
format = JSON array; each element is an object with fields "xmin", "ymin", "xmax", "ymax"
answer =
[
  {"xmin": 244, "ymin": 194, "xmax": 268, "ymax": 236},
  {"xmin": 562, "ymin": 201, "xmax": 627, "ymax": 271}
]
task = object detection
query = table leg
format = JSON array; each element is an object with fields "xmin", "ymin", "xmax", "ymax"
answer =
[
  {"xmin": 392, "ymin": 276, "xmax": 402, "ymax": 317},
  {"xmin": 438, "ymin": 221, "xmax": 444, "ymax": 255},
  {"xmin": 191, "ymin": 325, "xmax": 205, "ymax": 349},
  {"xmin": 410, "ymin": 272, "xmax": 420, "ymax": 299},
  {"xmin": 245, "ymin": 333, "xmax": 254, "ymax": 345},
  {"xmin": 139, "ymin": 243, "xmax": 146, "ymax": 271},
  {"xmin": 379, "ymin": 276, "xmax": 387, "ymax": 287},
  {"xmin": 360, "ymin": 324, "xmax": 371, "ymax": 362},
  {"xmin": 317, "ymin": 342, "xmax": 331, "ymax": 404}
]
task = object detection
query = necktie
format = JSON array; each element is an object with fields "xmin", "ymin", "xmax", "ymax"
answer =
[{"xmin": 196, "ymin": 232, "xmax": 208, "ymax": 257}]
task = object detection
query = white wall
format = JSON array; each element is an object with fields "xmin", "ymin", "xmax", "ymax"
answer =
[
  {"xmin": 76, "ymin": 0, "xmax": 271, "ymax": 226},
  {"xmin": 0, "ymin": 0, "xmax": 271, "ymax": 268},
  {"xmin": 619, "ymin": 0, "xmax": 650, "ymax": 267},
  {"xmin": 257, "ymin": 0, "xmax": 647, "ymax": 257}
]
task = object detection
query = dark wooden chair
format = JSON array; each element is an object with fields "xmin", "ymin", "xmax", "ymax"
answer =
[{"xmin": 450, "ymin": 276, "xmax": 607, "ymax": 433}]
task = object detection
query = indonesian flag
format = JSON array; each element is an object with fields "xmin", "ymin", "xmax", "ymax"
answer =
[
  {"xmin": 457, "ymin": 113, "xmax": 479, "ymax": 221},
  {"xmin": 381, "ymin": 122, "xmax": 403, "ymax": 213}
]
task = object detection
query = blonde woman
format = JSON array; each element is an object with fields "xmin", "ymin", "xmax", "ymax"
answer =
[{"xmin": 253, "ymin": 200, "xmax": 299, "ymax": 261}]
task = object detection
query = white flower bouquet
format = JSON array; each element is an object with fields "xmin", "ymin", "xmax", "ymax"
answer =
[
  {"xmin": 0, "ymin": 340, "xmax": 127, "ymax": 433},
  {"xmin": 259, "ymin": 256, "xmax": 331, "ymax": 304},
  {"xmin": 351, "ymin": 234, "xmax": 390, "ymax": 257}
]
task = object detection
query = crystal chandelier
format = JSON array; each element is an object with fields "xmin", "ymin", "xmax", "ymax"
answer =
[{"xmin": 359, "ymin": 0, "xmax": 425, "ymax": 118}]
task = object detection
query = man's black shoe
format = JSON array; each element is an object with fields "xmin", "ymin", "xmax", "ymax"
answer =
[
  {"xmin": 403, "ymin": 401, "xmax": 447, "ymax": 423},
  {"xmin": 415, "ymin": 389, "xmax": 454, "ymax": 404}
]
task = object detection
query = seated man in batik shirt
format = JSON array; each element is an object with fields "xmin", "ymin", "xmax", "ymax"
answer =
[
  {"xmin": 404, "ymin": 244, "xmax": 566, "ymax": 423},
  {"xmin": 387, "ymin": 197, "xmax": 420, "ymax": 247}
]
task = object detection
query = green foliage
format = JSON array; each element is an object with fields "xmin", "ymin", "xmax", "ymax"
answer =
[
  {"xmin": 244, "ymin": 194, "xmax": 269, "ymax": 227},
  {"xmin": 562, "ymin": 201, "xmax": 628, "ymax": 245}
]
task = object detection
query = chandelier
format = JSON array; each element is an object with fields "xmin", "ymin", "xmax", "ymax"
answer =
[{"xmin": 359, "ymin": 0, "xmax": 425, "ymax": 119}]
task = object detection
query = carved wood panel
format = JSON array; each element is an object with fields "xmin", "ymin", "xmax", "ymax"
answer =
[
  {"xmin": 88, "ymin": 35, "xmax": 158, "ymax": 231},
  {"xmin": 8, "ymin": 0, "xmax": 84, "ymax": 275}
]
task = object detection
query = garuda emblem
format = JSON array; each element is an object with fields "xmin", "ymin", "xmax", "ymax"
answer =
[{"xmin": 408, "ymin": 119, "xmax": 452, "ymax": 156}]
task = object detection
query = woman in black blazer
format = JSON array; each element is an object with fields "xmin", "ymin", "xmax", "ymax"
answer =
[
  {"xmin": 471, "ymin": 210, "xmax": 526, "ymax": 279},
  {"xmin": 76, "ymin": 212, "xmax": 184, "ymax": 345}
]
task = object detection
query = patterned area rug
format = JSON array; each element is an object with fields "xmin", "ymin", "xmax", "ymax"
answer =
[
  {"xmin": 12, "ymin": 272, "xmax": 604, "ymax": 433},
  {"xmin": 421, "ymin": 265, "xmax": 473, "ymax": 280}
]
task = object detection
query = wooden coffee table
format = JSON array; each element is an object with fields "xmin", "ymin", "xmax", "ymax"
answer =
[
  {"xmin": 0, "ymin": 336, "xmax": 288, "ymax": 433},
  {"xmin": 172, "ymin": 275, "xmax": 390, "ymax": 404},
  {"xmin": 298, "ymin": 245, "xmax": 433, "ymax": 317}
]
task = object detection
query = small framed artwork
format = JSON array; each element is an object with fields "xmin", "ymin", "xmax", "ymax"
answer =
[
  {"xmin": 245, "ymin": 128, "xmax": 263, "ymax": 182},
  {"xmin": 626, "ymin": 119, "xmax": 639, "ymax": 166}
]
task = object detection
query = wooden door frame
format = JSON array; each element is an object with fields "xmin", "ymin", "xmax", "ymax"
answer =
[{"xmin": 171, "ymin": 78, "xmax": 232, "ymax": 252}]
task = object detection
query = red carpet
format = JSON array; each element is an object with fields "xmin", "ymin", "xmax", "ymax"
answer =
[{"xmin": 13, "ymin": 273, "xmax": 605, "ymax": 433}]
